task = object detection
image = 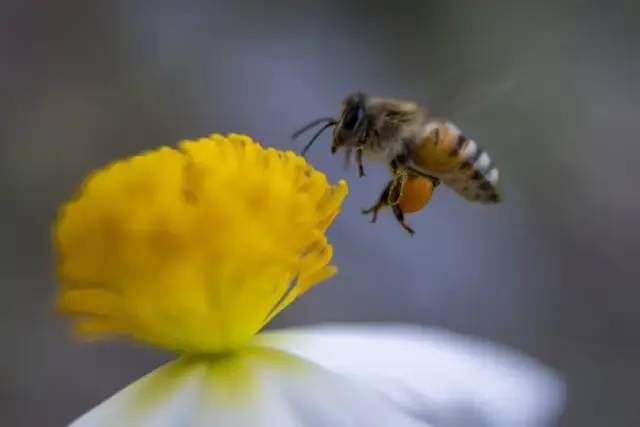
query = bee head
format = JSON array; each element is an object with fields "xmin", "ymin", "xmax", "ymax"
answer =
[
  {"xmin": 332, "ymin": 92, "xmax": 368, "ymax": 154},
  {"xmin": 292, "ymin": 92, "xmax": 368, "ymax": 157}
]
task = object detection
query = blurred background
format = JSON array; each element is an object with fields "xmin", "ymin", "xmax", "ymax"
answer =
[{"xmin": 1, "ymin": 1, "xmax": 639, "ymax": 425}]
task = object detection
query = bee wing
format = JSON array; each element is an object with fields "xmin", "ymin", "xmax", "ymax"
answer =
[
  {"xmin": 422, "ymin": 66, "xmax": 518, "ymax": 120},
  {"xmin": 410, "ymin": 121, "xmax": 501, "ymax": 204}
]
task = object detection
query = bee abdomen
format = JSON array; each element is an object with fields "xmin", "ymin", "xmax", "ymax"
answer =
[
  {"xmin": 449, "ymin": 138, "xmax": 500, "ymax": 203},
  {"xmin": 418, "ymin": 121, "xmax": 501, "ymax": 203}
]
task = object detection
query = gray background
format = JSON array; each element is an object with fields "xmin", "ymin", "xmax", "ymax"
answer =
[{"xmin": 2, "ymin": 1, "xmax": 639, "ymax": 425}]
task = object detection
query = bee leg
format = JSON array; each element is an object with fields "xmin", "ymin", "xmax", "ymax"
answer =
[
  {"xmin": 361, "ymin": 180, "xmax": 392, "ymax": 223},
  {"xmin": 386, "ymin": 168, "xmax": 408, "ymax": 206},
  {"xmin": 356, "ymin": 147, "xmax": 366, "ymax": 177},
  {"xmin": 400, "ymin": 165, "xmax": 441, "ymax": 188},
  {"xmin": 392, "ymin": 205, "xmax": 415, "ymax": 236},
  {"xmin": 421, "ymin": 172, "xmax": 441, "ymax": 188}
]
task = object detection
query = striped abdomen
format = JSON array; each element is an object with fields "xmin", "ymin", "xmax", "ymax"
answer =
[{"xmin": 411, "ymin": 121, "xmax": 501, "ymax": 203}]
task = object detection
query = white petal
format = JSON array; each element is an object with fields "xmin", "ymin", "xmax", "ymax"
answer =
[
  {"xmin": 69, "ymin": 347, "xmax": 431, "ymax": 427},
  {"xmin": 256, "ymin": 324, "xmax": 565, "ymax": 427}
]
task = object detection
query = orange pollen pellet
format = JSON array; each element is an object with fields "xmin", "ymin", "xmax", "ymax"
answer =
[{"xmin": 398, "ymin": 176, "xmax": 434, "ymax": 213}]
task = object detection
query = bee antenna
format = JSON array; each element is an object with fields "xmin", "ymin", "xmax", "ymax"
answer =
[
  {"xmin": 292, "ymin": 117, "xmax": 336, "ymax": 140},
  {"xmin": 301, "ymin": 121, "xmax": 336, "ymax": 156}
]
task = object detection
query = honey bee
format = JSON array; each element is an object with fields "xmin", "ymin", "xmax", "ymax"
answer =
[{"xmin": 293, "ymin": 92, "xmax": 501, "ymax": 235}]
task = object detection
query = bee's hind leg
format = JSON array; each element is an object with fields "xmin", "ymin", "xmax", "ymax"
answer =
[
  {"xmin": 392, "ymin": 205, "xmax": 415, "ymax": 236},
  {"xmin": 362, "ymin": 182, "xmax": 416, "ymax": 235},
  {"xmin": 404, "ymin": 165, "xmax": 441, "ymax": 188},
  {"xmin": 386, "ymin": 163, "xmax": 415, "ymax": 235},
  {"xmin": 361, "ymin": 180, "xmax": 392, "ymax": 223},
  {"xmin": 361, "ymin": 170, "xmax": 410, "ymax": 231}
]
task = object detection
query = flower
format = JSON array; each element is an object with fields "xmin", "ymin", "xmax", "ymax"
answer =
[{"xmin": 55, "ymin": 134, "xmax": 564, "ymax": 426}]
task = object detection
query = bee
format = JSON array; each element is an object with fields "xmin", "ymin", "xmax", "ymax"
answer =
[{"xmin": 293, "ymin": 92, "xmax": 501, "ymax": 235}]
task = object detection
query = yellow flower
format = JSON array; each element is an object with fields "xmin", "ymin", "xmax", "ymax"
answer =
[{"xmin": 55, "ymin": 133, "xmax": 347, "ymax": 353}]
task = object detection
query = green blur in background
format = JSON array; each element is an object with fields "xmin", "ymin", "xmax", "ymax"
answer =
[{"xmin": 1, "ymin": 1, "xmax": 639, "ymax": 426}]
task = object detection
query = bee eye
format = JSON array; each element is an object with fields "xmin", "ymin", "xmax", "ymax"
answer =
[{"xmin": 342, "ymin": 106, "xmax": 364, "ymax": 131}]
